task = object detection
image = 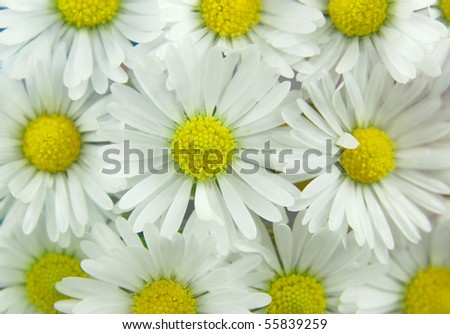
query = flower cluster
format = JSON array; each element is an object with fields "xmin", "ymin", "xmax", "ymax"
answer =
[{"xmin": 0, "ymin": 0, "xmax": 449, "ymax": 314}]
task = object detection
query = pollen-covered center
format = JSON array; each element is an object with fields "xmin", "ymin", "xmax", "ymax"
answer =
[
  {"xmin": 133, "ymin": 279, "xmax": 197, "ymax": 314},
  {"xmin": 57, "ymin": 0, "xmax": 121, "ymax": 28},
  {"xmin": 266, "ymin": 274, "xmax": 327, "ymax": 314},
  {"xmin": 200, "ymin": 0, "xmax": 263, "ymax": 37},
  {"xmin": 328, "ymin": 0, "xmax": 388, "ymax": 37},
  {"xmin": 171, "ymin": 115, "xmax": 236, "ymax": 180},
  {"xmin": 340, "ymin": 127, "xmax": 396, "ymax": 184},
  {"xmin": 26, "ymin": 253, "xmax": 87, "ymax": 314},
  {"xmin": 404, "ymin": 267, "xmax": 450, "ymax": 314},
  {"xmin": 22, "ymin": 115, "xmax": 81, "ymax": 173},
  {"xmin": 440, "ymin": 0, "xmax": 450, "ymax": 23}
]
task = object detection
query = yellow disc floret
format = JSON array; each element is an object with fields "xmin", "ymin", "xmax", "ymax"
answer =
[
  {"xmin": 26, "ymin": 253, "xmax": 87, "ymax": 314},
  {"xmin": 22, "ymin": 115, "xmax": 81, "ymax": 173},
  {"xmin": 200, "ymin": 0, "xmax": 262, "ymax": 37},
  {"xmin": 171, "ymin": 115, "xmax": 236, "ymax": 180},
  {"xmin": 404, "ymin": 267, "xmax": 450, "ymax": 314},
  {"xmin": 440, "ymin": 0, "xmax": 450, "ymax": 23},
  {"xmin": 266, "ymin": 274, "xmax": 327, "ymax": 314},
  {"xmin": 133, "ymin": 279, "xmax": 197, "ymax": 314},
  {"xmin": 328, "ymin": 0, "xmax": 388, "ymax": 37},
  {"xmin": 340, "ymin": 127, "xmax": 396, "ymax": 185},
  {"xmin": 57, "ymin": 0, "xmax": 120, "ymax": 28}
]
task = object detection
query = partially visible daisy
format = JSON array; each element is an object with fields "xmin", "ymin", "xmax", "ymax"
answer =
[
  {"xmin": 340, "ymin": 207, "xmax": 450, "ymax": 313},
  {"xmin": 0, "ymin": 0, "xmax": 165, "ymax": 99},
  {"xmin": 75, "ymin": 218, "xmax": 141, "ymax": 260},
  {"xmin": 55, "ymin": 218, "xmax": 271, "ymax": 314},
  {"xmin": 0, "ymin": 46, "xmax": 125, "ymax": 241},
  {"xmin": 234, "ymin": 211, "xmax": 387, "ymax": 314},
  {"xmin": 182, "ymin": 207, "xmax": 288, "ymax": 255},
  {"xmin": 128, "ymin": 0, "xmax": 325, "ymax": 78},
  {"xmin": 428, "ymin": 0, "xmax": 450, "ymax": 31},
  {"xmin": 100, "ymin": 39, "xmax": 300, "ymax": 251},
  {"xmin": 278, "ymin": 65, "xmax": 450, "ymax": 261},
  {"xmin": 0, "ymin": 222, "xmax": 87, "ymax": 314},
  {"xmin": 296, "ymin": 0, "xmax": 447, "ymax": 83},
  {"xmin": 429, "ymin": 37, "xmax": 450, "ymax": 100}
]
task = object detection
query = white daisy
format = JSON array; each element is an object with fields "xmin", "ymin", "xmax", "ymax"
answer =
[
  {"xmin": 181, "ymin": 207, "xmax": 287, "ymax": 255},
  {"xmin": 128, "ymin": 0, "xmax": 325, "ymax": 78},
  {"xmin": 429, "ymin": 37, "xmax": 450, "ymax": 100},
  {"xmin": 278, "ymin": 65, "xmax": 450, "ymax": 262},
  {"xmin": 55, "ymin": 218, "xmax": 271, "ymax": 314},
  {"xmin": 0, "ymin": 222, "xmax": 87, "ymax": 314},
  {"xmin": 234, "ymin": 211, "xmax": 387, "ymax": 314},
  {"xmin": 428, "ymin": 0, "xmax": 450, "ymax": 30},
  {"xmin": 75, "ymin": 218, "xmax": 157, "ymax": 260},
  {"xmin": 0, "ymin": 0, "xmax": 165, "ymax": 100},
  {"xmin": 340, "ymin": 207, "xmax": 450, "ymax": 313},
  {"xmin": 0, "ymin": 46, "xmax": 125, "ymax": 241},
  {"xmin": 100, "ymin": 39, "xmax": 300, "ymax": 250},
  {"xmin": 296, "ymin": 0, "xmax": 447, "ymax": 83}
]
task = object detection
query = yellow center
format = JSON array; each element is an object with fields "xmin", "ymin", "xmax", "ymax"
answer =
[
  {"xmin": 171, "ymin": 115, "xmax": 236, "ymax": 181},
  {"xmin": 57, "ymin": 0, "xmax": 121, "ymax": 28},
  {"xmin": 440, "ymin": 0, "xmax": 450, "ymax": 23},
  {"xmin": 132, "ymin": 279, "xmax": 197, "ymax": 314},
  {"xmin": 404, "ymin": 267, "xmax": 450, "ymax": 314},
  {"xmin": 328, "ymin": 0, "xmax": 388, "ymax": 37},
  {"xmin": 266, "ymin": 274, "xmax": 327, "ymax": 314},
  {"xmin": 26, "ymin": 253, "xmax": 87, "ymax": 314},
  {"xmin": 200, "ymin": 0, "xmax": 263, "ymax": 38},
  {"xmin": 22, "ymin": 115, "xmax": 82, "ymax": 173},
  {"xmin": 340, "ymin": 127, "xmax": 396, "ymax": 185}
]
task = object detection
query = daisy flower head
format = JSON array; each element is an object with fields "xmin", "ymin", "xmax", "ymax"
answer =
[
  {"xmin": 138, "ymin": 0, "xmax": 325, "ymax": 78},
  {"xmin": 279, "ymin": 65, "xmax": 450, "ymax": 262},
  {"xmin": 297, "ymin": 0, "xmax": 448, "ymax": 83},
  {"xmin": 0, "ymin": 0, "xmax": 165, "ymax": 100},
  {"xmin": 100, "ymin": 38, "xmax": 300, "ymax": 251},
  {"xmin": 340, "ymin": 206, "xmax": 450, "ymax": 313},
  {"xmin": 0, "ymin": 222, "xmax": 87, "ymax": 314},
  {"xmin": 55, "ymin": 218, "xmax": 271, "ymax": 314},
  {"xmin": 0, "ymin": 46, "xmax": 125, "ymax": 241},
  {"xmin": 234, "ymin": 211, "xmax": 387, "ymax": 314}
]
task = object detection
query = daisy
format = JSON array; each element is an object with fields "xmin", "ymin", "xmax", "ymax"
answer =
[
  {"xmin": 0, "ymin": 222, "xmax": 87, "ymax": 314},
  {"xmin": 234, "ymin": 211, "xmax": 387, "ymax": 314},
  {"xmin": 0, "ymin": 46, "xmax": 125, "ymax": 241},
  {"xmin": 55, "ymin": 218, "xmax": 271, "ymax": 314},
  {"xmin": 0, "ymin": 0, "xmax": 165, "ymax": 100},
  {"xmin": 278, "ymin": 65, "xmax": 450, "ymax": 262},
  {"xmin": 128, "ymin": 0, "xmax": 325, "ymax": 78},
  {"xmin": 429, "ymin": 37, "xmax": 450, "ymax": 100},
  {"xmin": 428, "ymin": 0, "xmax": 450, "ymax": 30},
  {"xmin": 296, "ymin": 0, "xmax": 447, "ymax": 83},
  {"xmin": 100, "ymin": 39, "xmax": 300, "ymax": 250},
  {"xmin": 340, "ymin": 207, "xmax": 450, "ymax": 313}
]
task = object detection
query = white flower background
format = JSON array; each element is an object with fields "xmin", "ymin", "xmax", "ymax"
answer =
[{"xmin": 0, "ymin": 0, "xmax": 449, "ymax": 314}]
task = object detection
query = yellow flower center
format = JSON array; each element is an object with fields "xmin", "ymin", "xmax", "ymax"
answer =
[
  {"xmin": 340, "ymin": 127, "xmax": 396, "ymax": 185},
  {"xmin": 26, "ymin": 253, "xmax": 87, "ymax": 314},
  {"xmin": 200, "ymin": 0, "xmax": 263, "ymax": 38},
  {"xmin": 404, "ymin": 267, "xmax": 450, "ymax": 314},
  {"xmin": 328, "ymin": 0, "xmax": 388, "ymax": 37},
  {"xmin": 22, "ymin": 115, "xmax": 82, "ymax": 173},
  {"xmin": 133, "ymin": 279, "xmax": 197, "ymax": 314},
  {"xmin": 440, "ymin": 0, "xmax": 450, "ymax": 23},
  {"xmin": 171, "ymin": 115, "xmax": 236, "ymax": 181},
  {"xmin": 57, "ymin": 0, "xmax": 121, "ymax": 28},
  {"xmin": 266, "ymin": 274, "xmax": 327, "ymax": 314}
]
